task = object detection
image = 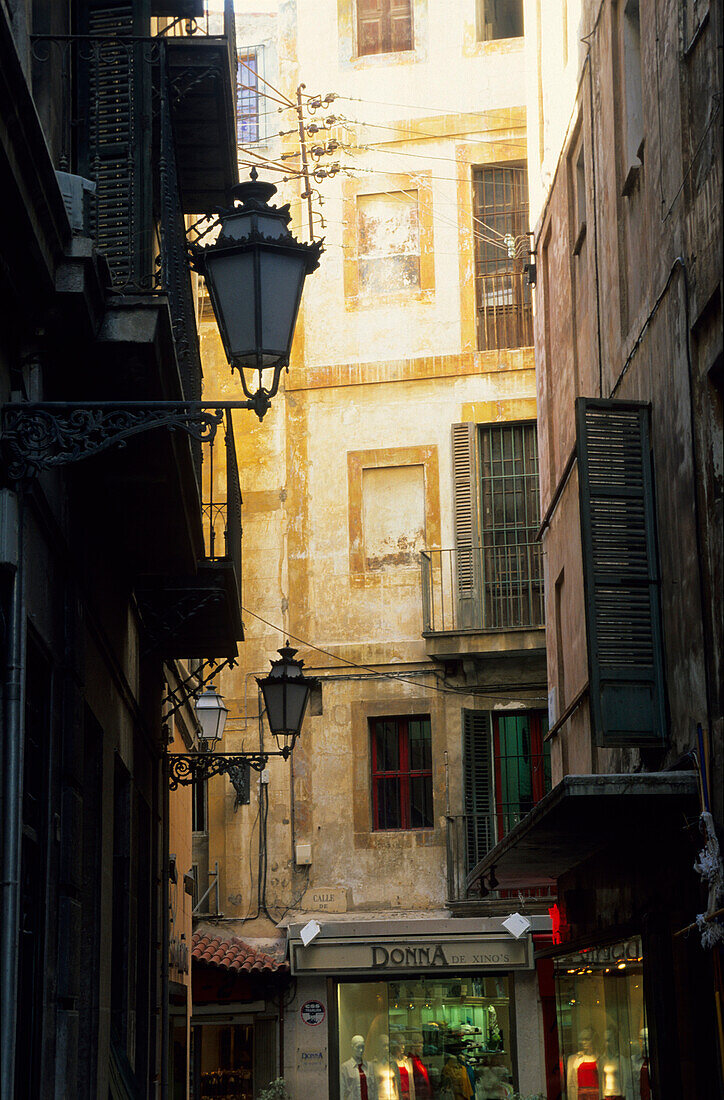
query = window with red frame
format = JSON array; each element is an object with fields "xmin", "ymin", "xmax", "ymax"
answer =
[
  {"xmin": 493, "ymin": 710, "xmax": 550, "ymax": 839},
  {"xmin": 371, "ymin": 716, "xmax": 432, "ymax": 830},
  {"xmin": 493, "ymin": 710, "xmax": 551, "ymax": 900}
]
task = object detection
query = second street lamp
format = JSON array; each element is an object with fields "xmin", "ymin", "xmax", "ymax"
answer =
[{"xmin": 166, "ymin": 645, "xmax": 319, "ymax": 807}]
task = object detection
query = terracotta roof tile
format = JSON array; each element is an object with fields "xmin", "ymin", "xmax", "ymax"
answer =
[{"xmin": 191, "ymin": 932, "xmax": 289, "ymax": 975}]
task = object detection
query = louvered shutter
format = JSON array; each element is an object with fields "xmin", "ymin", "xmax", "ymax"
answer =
[
  {"xmin": 85, "ymin": 5, "xmax": 151, "ymax": 289},
  {"xmin": 462, "ymin": 710, "xmax": 494, "ymax": 872},
  {"xmin": 452, "ymin": 423, "xmax": 482, "ymax": 628},
  {"xmin": 576, "ymin": 398, "xmax": 667, "ymax": 745}
]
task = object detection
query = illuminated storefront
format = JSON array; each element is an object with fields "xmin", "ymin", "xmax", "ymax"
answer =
[{"xmin": 285, "ymin": 916, "xmax": 551, "ymax": 1099}]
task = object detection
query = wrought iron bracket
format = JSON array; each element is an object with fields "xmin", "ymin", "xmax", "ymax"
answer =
[
  {"xmin": 167, "ymin": 749, "xmax": 291, "ymax": 810},
  {"xmin": 0, "ymin": 399, "xmax": 268, "ymax": 481},
  {"xmin": 162, "ymin": 655, "xmax": 238, "ymax": 723}
]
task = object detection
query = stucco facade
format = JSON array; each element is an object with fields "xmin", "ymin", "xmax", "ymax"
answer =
[{"xmin": 193, "ymin": 3, "xmax": 555, "ymax": 1097}]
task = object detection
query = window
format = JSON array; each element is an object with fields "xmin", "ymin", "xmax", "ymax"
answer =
[
  {"xmin": 620, "ymin": 0, "xmax": 644, "ymax": 186},
  {"xmin": 479, "ymin": 421, "xmax": 543, "ymax": 628},
  {"xmin": 192, "ymin": 778, "xmax": 207, "ymax": 834},
  {"xmin": 463, "ymin": 709, "xmax": 550, "ymax": 861},
  {"xmin": 337, "ymin": 977, "xmax": 514, "ymax": 1091},
  {"xmin": 357, "ymin": 0, "xmax": 413, "ymax": 56},
  {"xmin": 357, "ymin": 191, "xmax": 421, "ymax": 294},
  {"xmin": 476, "ymin": 0, "xmax": 524, "ymax": 41},
  {"xmin": 237, "ymin": 49, "xmax": 260, "ymax": 144},
  {"xmin": 572, "ymin": 136, "xmax": 587, "ymax": 253},
  {"xmin": 472, "ymin": 165, "xmax": 532, "ymax": 350},
  {"xmin": 370, "ymin": 716, "xmax": 432, "ymax": 830},
  {"xmin": 493, "ymin": 711, "xmax": 550, "ymax": 837},
  {"xmin": 554, "ymin": 938, "xmax": 647, "ymax": 1100},
  {"xmin": 447, "ymin": 422, "xmax": 543, "ymax": 633}
]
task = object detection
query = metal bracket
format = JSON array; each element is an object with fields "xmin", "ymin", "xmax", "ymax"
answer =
[
  {"xmin": 167, "ymin": 749, "xmax": 290, "ymax": 809},
  {"xmin": 162, "ymin": 654, "xmax": 238, "ymax": 722},
  {"xmin": 0, "ymin": 399, "xmax": 266, "ymax": 481}
]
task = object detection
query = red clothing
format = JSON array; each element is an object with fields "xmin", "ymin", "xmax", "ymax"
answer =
[
  {"xmin": 358, "ymin": 1063, "xmax": 369, "ymax": 1100},
  {"xmin": 411, "ymin": 1055, "xmax": 432, "ymax": 1100},
  {"xmin": 577, "ymin": 1058, "xmax": 599, "ymax": 1099},
  {"xmin": 640, "ymin": 1059, "xmax": 651, "ymax": 1100},
  {"xmin": 398, "ymin": 1062, "xmax": 411, "ymax": 1098}
]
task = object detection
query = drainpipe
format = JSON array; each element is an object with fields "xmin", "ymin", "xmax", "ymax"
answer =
[
  {"xmin": 160, "ymin": 747, "xmax": 170, "ymax": 1099},
  {"xmin": 0, "ymin": 490, "xmax": 26, "ymax": 1099}
]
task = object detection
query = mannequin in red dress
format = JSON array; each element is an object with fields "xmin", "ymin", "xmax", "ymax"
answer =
[{"xmin": 566, "ymin": 1027, "xmax": 600, "ymax": 1100}]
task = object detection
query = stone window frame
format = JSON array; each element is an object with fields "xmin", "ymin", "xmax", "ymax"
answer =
[
  {"xmin": 351, "ymin": 695, "xmax": 442, "ymax": 849},
  {"xmin": 347, "ymin": 444, "xmax": 441, "ymax": 579},
  {"xmin": 337, "ymin": 0, "xmax": 428, "ymax": 68},
  {"xmin": 342, "ymin": 172, "xmax": 435, "ymax": 309}
]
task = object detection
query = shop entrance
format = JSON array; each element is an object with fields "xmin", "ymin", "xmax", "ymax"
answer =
[{"xmin": 191, "ymin": 1018, "xmax": 277, "ymax": 1099}]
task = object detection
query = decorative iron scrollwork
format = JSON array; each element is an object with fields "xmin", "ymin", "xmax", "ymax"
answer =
[
  {"xmin": 0, "ymin": 401, "xmax": 260, "ymax": 481},
  {"xmin": 167, "ymin": 751, "xmax": 287, "ymax": 810}
]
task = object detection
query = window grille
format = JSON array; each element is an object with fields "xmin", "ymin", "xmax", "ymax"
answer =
[
  {"xmin": 478, "ymin": 421, "xmax": 543, "ymax": 628},
  {"xmin": 472, "ymin": 165, "xmax": 532, "ymax": 349}
]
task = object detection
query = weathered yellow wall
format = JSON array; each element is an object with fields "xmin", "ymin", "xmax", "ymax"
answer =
[{"xmin": 203, "ymin": 0, "xmax": 540, "ymax": 933}]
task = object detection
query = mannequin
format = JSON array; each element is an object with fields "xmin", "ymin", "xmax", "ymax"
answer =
[
  {"xmin": 375, "ymin": 1035, "xmax": 400, "ymax": 1100},
  {"xmin": 390, "ymin": 1034, "xmax": 416, "ymax": 1100},
  {"xmin": 566, "ymin": 1027, "xmax": 600, "ymax": 1100},
  {"xmin": 601, "ymin": 1026, "xmax": 631, "ymax": 1100},
  {"xmin": 408, "ymin": 1033, "xmax": 432, "ymax": 1100},
  {"xmin": 631, "ymin": 1028, "xmax": 651, "ymax": 1100},
  {"xmin": 341, "ymin": 1035, "xmax": 378, "ymax": 1100}
]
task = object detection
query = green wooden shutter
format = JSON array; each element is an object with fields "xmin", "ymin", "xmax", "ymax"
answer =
[
  {"xmin": 576, "ymin": 398, "xmax": 667, "ymax": 745},
  {"xmin": 462, "ymin": 710, "xmax": 494, "ymax": 872},
  {"xmin": 452, "ymin": 423, "xmax": 482, "ymax": 628},
  {"xmin": 86, "ymin": 5, "xmax": 151, "ymax": 289}
]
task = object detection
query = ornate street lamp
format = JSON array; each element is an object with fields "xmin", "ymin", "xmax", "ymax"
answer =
[
  {"xmin": 1, "ymin": 172, "xmax": 324, "ymax": 478},
  {"xmin": 257, "ymin": 643, "xmax": 319, "ymax": 758},
  {"xmin": 166, "ymin": 645, "xmax": 318, "ymax": 808},
  {"xmin": 194, "ymin": 685, "xmax": 229, "ymax": 746},
  {"xmin": 191, "ymin": 168, "xmax": 323, "ymax": 420}
]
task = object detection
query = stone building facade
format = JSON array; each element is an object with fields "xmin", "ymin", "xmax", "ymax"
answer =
[
  {"xmin": 468, "ymin": 1, "xmax": 723, "ymax": 1097},
  {"xmin": 195, "ymin": 1, "xmax": 557, "ymax": 1097}
]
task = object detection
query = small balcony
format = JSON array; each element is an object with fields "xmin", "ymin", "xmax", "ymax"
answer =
[
  {"xmin": 135, "ymin": 413, "xmax": 243, "ymax": 658},
  {"xmin": 420, "ymin": 545, "xmax": 545, "ymax": 661},
  {"xmin": 446, "ymin": 813, "xmax": 555, "ymax": 910},
  {"xmin": 476, "ymin": 271, "xmax": 533, "ymax": 351}
]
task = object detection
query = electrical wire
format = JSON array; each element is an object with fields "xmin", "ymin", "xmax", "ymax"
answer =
[
  {"xmin": 240, "ymin": 605, "xmax": 546, "ymax": 700},
  {"xmin": 331, "ymin": 92, "xmax": 528, "ymax": 117},
  {"xmin": 238, "ymin": 58, "xmax": 297, "ymax": 109}
]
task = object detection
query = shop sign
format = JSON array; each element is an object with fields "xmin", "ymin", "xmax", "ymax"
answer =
[
  {"xmin": 300, "ymin": 999, "xmax": 326, "ymax": 1026},
  {"xmin": 301, "ymin": 886, "xmax": 348, "ymax": 913},
  {"xmin": 569, "ymin": 937, "xmax": 643, "ymax": 968},
  {"xmin": 291, "ymin": 935, "xmax": 532, "ymax": 975}
]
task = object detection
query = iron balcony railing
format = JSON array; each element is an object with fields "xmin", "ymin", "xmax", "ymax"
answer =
[
  {"xmin": 421, "ymin": 545, "xmax": 544, "ymax": 634},
  {"xmin": 202, "ymin": 413, "xmax": 242, "ymax": 602},
  {"xmin": 476, "ymin": 270, "xmax": 533, "ymax": 350},
  {"xmin": 30, "ymin": 32, "xmax": 211, "ymax": 467},
  {"xmin": 446, "ymin": 813, "xmax": 555, "ymax": 904}
]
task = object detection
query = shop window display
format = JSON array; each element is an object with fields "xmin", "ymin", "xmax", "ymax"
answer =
[
  {"xmin": 191, "ymin": 1023, "xmax": 253, "ymax": 1099},
  {"xmin": 337, "ymin": 977, "xmax": 513, "ymax": 1099},
  {"xmin": 553, "ymin": 937, "xmax": 649, "ymax": 1100}
]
